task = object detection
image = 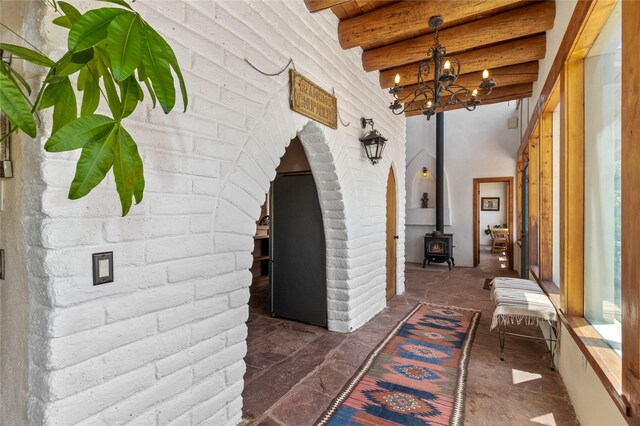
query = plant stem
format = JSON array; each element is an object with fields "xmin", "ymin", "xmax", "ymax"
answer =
[
  {"xmin": 0, "ymin": 23, "xmax": 48, "ymax": 56},
  {"xmin": 86, "ymin": 66, "xmax": 111, "ymax": 107},
  {"xmin": 0, "ymin": 126, "xmax": 19, "ymax": 143}
]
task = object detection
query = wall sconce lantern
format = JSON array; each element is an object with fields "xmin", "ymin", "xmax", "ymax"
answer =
[
  {"xmin": 421, "ymin": 167, "xmax": 429, "ymax": 177},
  {"xmin": 359, "ymin": 117, "xmax": 387, "ymax": 165}
]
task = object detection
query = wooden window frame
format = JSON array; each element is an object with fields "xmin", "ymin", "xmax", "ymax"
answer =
[
  {"xmin": 621, "ymin": 0, "xmax": 640, "ymax": 418},
  {"xmin": 516, "ymin": 0, "xmax": 637, "ymax": 420},
  {"xmin": 528, "ymin": 124, "xmax": 540, "ymax": 269},
  {"xmin": 539, "ymin": 105, "xmax": 556, "ymax": 283}
]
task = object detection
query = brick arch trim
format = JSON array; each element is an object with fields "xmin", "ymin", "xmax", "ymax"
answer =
[{"xmin": 213, "ymin": 91, "xmax": 351, "ymax": 332}]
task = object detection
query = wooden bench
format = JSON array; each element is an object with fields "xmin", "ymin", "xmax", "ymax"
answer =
[{"xmin": 489, "ymin": 277, "xmax": 559, "ymax": 369}]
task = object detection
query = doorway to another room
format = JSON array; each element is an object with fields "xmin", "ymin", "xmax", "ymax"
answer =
[
  {"xmin": 249, "ymin": 137, "xmax": 327, "ymax": 327},
  {"xmin": 386, "ymin": 167, "xmax": 397, "ymax": 301},
  {"xmin": 473, "ymin": 177, "xmax": 514, "ymax": 269},
  {"xmin": 243, "ymin": 137, "xmax": 330, "ymax": 421}
]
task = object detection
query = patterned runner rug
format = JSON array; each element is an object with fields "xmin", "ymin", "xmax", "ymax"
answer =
[{"xmin": 317, "ymin": 303, "xmax": 481, "ymax": 426}]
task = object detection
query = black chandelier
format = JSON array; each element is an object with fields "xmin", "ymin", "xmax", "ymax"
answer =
[{"xmin": 389, "ymin": 16, "xmax": 496, "ymax": 119}]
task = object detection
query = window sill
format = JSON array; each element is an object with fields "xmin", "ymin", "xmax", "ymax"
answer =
[
  {"xmin": 528, "ymin": 268, "xmax": 628, "ymax": 418},
  {"xmin": 529, "ymin": 264, "xmax": 540, "ymax": 280}
]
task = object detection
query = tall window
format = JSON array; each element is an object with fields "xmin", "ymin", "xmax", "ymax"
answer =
[
  {"xmin": 552, "ymin": 105, "xmax": 560, "ymax": 288},
  {"xmin": 583, "ymin": 2, "xmax": 621, "ymax": 356}
]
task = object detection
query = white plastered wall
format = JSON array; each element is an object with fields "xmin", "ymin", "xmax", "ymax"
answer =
[
  {"xmin": 405, "ymin": 103, "xmax": 518, "ymax": 267},
  {"xmin": 3, "ymin": 1, "xmax": 406, "ymax": 423}
]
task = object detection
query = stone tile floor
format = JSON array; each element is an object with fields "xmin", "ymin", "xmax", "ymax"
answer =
[{"xmin": 241, "ymin": 248, "xmax": 578, "ymax": 425}]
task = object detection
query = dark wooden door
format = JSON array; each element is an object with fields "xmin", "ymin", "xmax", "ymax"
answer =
[{"xmin": 270, "ymin": 174, "xmax": 327, "ymax": 327}]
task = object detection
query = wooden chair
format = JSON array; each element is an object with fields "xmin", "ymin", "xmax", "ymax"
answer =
[{"xmin": 490, "ymin": 228, "xmax": 509, "ymax": 254}]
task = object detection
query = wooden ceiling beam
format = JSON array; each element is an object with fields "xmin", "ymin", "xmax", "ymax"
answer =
[
  {"xmin": 338, "ymin": 0, "xmax": 525, "ymax": 50},
  {"xmin": 434, "ymin": 93, "xmax": 532, "ymax": 113},
  {"xmin": 362, "ymin": 1, "xmax": 555, "ymax": 71},
  {"xmin": 331, "ymin": 1, "xmax": 396, "ymax": 20},
  {"xmin": 379, "ymin": 34, "xmax": 546, "ymax": 89},
  {"xmin": 399, "ymin": 62, "xmax": 539, "ymax": 101},
  {"xmin": 305, "ymin": 0, "xmax": 351, "ymax": 13},
  {"xmin": 404, "ymin": 83, "xmax": 533, "ymax": 116}
]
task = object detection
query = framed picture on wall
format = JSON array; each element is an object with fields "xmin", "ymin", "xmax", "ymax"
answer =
[{"xmin": 481, "ymin": 197, "xmax": 500, "ymax": 211}]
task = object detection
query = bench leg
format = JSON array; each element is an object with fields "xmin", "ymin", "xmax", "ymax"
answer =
[
  {"xmin": 498, "ymin": 323, "xmax": 506, "ymax": 361},
  {"xmin": 548, "ymin": 322, "xmax": 558, "ymax": 371}
]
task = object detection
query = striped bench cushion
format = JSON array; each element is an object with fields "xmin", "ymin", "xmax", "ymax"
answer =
[{"xmin": 490, "ymin": 277, "xmax": 557, "ymax": 330}]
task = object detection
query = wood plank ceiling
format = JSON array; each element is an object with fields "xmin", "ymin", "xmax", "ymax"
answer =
[{"xmin": 305, "ymin": 0, "xmax": 556, "ymax": 115}]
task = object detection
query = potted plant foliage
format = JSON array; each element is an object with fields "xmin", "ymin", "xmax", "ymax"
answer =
[{"xmin": 0, "ymin": 0, "xmax": 188, "ymax": 215}]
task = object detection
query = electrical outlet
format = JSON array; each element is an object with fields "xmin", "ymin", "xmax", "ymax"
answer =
[
  {"xmin": 92, "ymin": 252, "xmax": 113, "ymax": 285},
  {"xmin": 0, "ymin": 160, "xmax": 12, "ymax": 178}
]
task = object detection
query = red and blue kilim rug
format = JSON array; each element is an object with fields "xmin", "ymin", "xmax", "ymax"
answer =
[{"xmin": 317, "ymin": 303, "xmax": 481, "ymax": 426}]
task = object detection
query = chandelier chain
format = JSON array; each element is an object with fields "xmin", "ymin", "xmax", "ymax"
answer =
[{"xmin": 244, "ymin": 57, "xmax": 295, "ymax": 76}]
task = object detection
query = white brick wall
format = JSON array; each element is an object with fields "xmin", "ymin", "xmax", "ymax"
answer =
[{"xmin": 19, "ymin": 0, "xmax": 407, "ymax": 424}]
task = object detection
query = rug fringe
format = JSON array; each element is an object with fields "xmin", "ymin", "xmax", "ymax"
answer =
[
  {"xmin": 451, "ymin": 310, "xmax": 481, "ymax": 426},
  {"xmin": 418, "ymin": 301, "xmax": 482, "ymax": 314}
]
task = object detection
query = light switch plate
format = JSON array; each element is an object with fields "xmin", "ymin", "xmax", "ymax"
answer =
[{"xmin": 92, "ymin": 252, "xmax": 113, "ymax": 285}]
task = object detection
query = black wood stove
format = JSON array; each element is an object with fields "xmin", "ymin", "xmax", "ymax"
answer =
[
  {"xmin": 423, "ymin": 233, "xmax": 455, "ymax": 270},
  {"xmin": 422, "ymin": 112, "xmax": 454, "ymax": 270}
]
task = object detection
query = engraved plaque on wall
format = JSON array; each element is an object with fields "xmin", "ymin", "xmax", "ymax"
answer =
[{"xmin": 289, "ymin": 69, "xmax": 338, "ymax": 129}]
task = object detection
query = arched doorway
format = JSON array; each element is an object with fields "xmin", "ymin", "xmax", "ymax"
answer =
[
  {"xmin": 242, "ymin": 128, "xmax": 339, "ymax": 421},
  {"xmin": 270, "ymin": 139, "xmax": 327, "ymax": 326},
  {"xmin": 386, "ymin": 167, "xmax": 397, "ymax": 301}
]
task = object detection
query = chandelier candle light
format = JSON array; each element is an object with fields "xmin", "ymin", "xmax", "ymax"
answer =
[{"xmin": 388, "ymin": 16, "xmax": 496, "ymax": 119}]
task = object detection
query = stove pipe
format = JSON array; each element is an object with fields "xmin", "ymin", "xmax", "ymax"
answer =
[{"xmin": 435, "ymin": 112, "xmax": 444, "ymax": 233}]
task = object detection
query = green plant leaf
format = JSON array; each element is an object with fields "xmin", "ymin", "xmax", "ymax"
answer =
[
  {"xmin": 97, "ymin": 0, "xmax": 133, "ymax": 10},
  {"xmin": 52, "ymin": 16, "xmax": 73, "ymax": 29},
  {"xmin": 80, "ymin": 70, "xmax": 100, "ymax": 116},
  {"xmin": 119, "ymin": 76, "xmax": 140, "ymax": 118},
  {"xmin": 71, "ymin": 47, "xmax": 94, "ymax": 64},
  {"xmin": 102, "ymin": 69, "xmax": 123, "ymax": 118},
  {"xmin": 45, "ymin": 114, "xmax": 116, "ymax": 152},
  {"xmin": 141, "ymin": 77, "xmax": 156, "ymax": 108},
  {"xmin": 58, "ymin": 1, "xmax": 81, "ymax": 22},
  {"xmin": 0, "ymin": 43, "xmax": 55, "ymax": 67},
  {"xmin": 39, "ymin": 79, "xmax": 64, "ymax": 109},
  {"xmin": 107, "ymin": 12, "xmax": 144, "ymax": 81},
  {"xmin": 68, "ymin": 8, "xmax": 129, "ymax": 52},
  {"xmin": 111, "ymin": 126, "xmax": 144, "ymax": 216},
  {"xmin": 141, "ymin": 23, "xmax": 175, "ymax": 113},
  {"xmin": 2, "ymin": 63, "xmax": 31, "ymax": 95},
  {"xmin": 49, "ymin": 52, "xmax": 85, "ymax": 78},
  {"xmin": 68, "ymin": 125, "xmax": 117, "ymax": 200},
  {"xmin": 144, "ymin": 24, "xmax": 188, "ymax": 112},
  {"xmin": 137, "ymin": 62, "xmax": 156, "ymax": 107},
  {"xmin": 52, "ymin": 80, "xmax": 78, "ymax": 133},
  {"xmin": 0, "ymin": 70, "xmax": 36, "ymax": 137},
  {"xmin": 92, "ymin": 46, "xmax": 110, "ymax": 76},
  {"xmin": 77, "ymin": 67, "xmax": 87, "ymax": 91},
  {"xmin": 39, "ymin": 78, "xmax": 77, "ymax": 133}
]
